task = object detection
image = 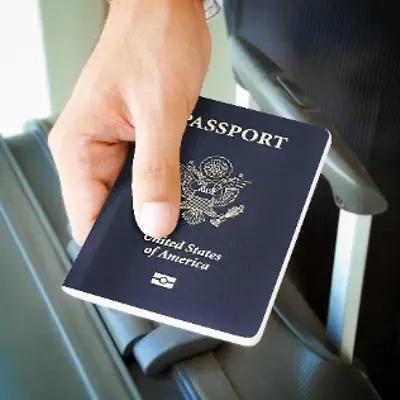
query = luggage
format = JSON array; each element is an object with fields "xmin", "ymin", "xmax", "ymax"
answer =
[
  {"xmin": 0, "ymin": 108, "xmax": 383, "ymax": 398},
  {"xmin": 224, "ymin": 2, "xmax": 400, "ymax": 395}
]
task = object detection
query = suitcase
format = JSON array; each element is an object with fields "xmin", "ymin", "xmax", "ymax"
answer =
[
  {"xmin": 0, "ymin": 43, "xmax": 386, "ymax": 400},
  {"xmin": 224, "ymin": 2, "xmax": 400, "ymax": 395}
]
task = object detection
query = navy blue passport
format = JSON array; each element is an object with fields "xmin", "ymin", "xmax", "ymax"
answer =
[{"xmin": 63, "ymin": 97, "xmax": 331, "ymax": 346}]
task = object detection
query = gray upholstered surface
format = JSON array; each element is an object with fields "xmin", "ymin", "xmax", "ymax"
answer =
[
  {"xmin": 0, "ymin": 125, "xmax": 381, "ymax": 399},
  {"xmin": 0, "ymin": 134, "xmax": 140, "ymax": 399}
]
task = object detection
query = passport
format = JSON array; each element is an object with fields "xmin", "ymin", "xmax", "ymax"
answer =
[{"xmin": 62, "ymin": 97, "xmax": 331, "ymax": 346}]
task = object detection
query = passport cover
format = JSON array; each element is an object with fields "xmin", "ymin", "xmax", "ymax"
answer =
[{"xmin": 62, "ymin": 97, "xmax": 331, "ymax": 346}]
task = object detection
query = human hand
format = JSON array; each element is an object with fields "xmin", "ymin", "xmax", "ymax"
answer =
[{"xmin": 49, "ymin": 0, "xmax": 210, "ymax": 244}]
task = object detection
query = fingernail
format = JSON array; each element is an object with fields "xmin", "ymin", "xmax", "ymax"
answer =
[{"xmin": 137, "ymin": 202, "xmax": 175, "ymax": 238}]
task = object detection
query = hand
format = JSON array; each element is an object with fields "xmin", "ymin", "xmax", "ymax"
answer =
[{"xmin": 49, "ymin": 0, "xmax": 211, "ymax": 244}]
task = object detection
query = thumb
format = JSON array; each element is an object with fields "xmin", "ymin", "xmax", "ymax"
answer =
[{"xmin": 132, "ymin": 105, "xmax": 187, "ymax": 238}]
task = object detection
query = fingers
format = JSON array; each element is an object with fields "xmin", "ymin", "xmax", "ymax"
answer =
[
  {"xmin": 132, "ymin": 102, "xmax": 187, "ymax": 238},
  {"xmin": 49, "ymin": 121, "xmax": 129, "ymax": 246},
  {"xmin": 64, "ymin": 178, "xmax": 110, "ymax": 246}
]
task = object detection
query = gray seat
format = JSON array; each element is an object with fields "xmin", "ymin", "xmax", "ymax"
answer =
[{"xmin": 0, "ymin": 118, "xmax": 381, "ymax": 399}]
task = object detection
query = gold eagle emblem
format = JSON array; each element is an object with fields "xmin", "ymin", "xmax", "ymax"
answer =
[{"xmin": 180, "ymin": 156, "xmax": 251, "ymax": 227}]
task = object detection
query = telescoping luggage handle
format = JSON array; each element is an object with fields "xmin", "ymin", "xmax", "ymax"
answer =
[{"xmin": 230, "ymin": 36, "xmax": 388, "ymax": 363}]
